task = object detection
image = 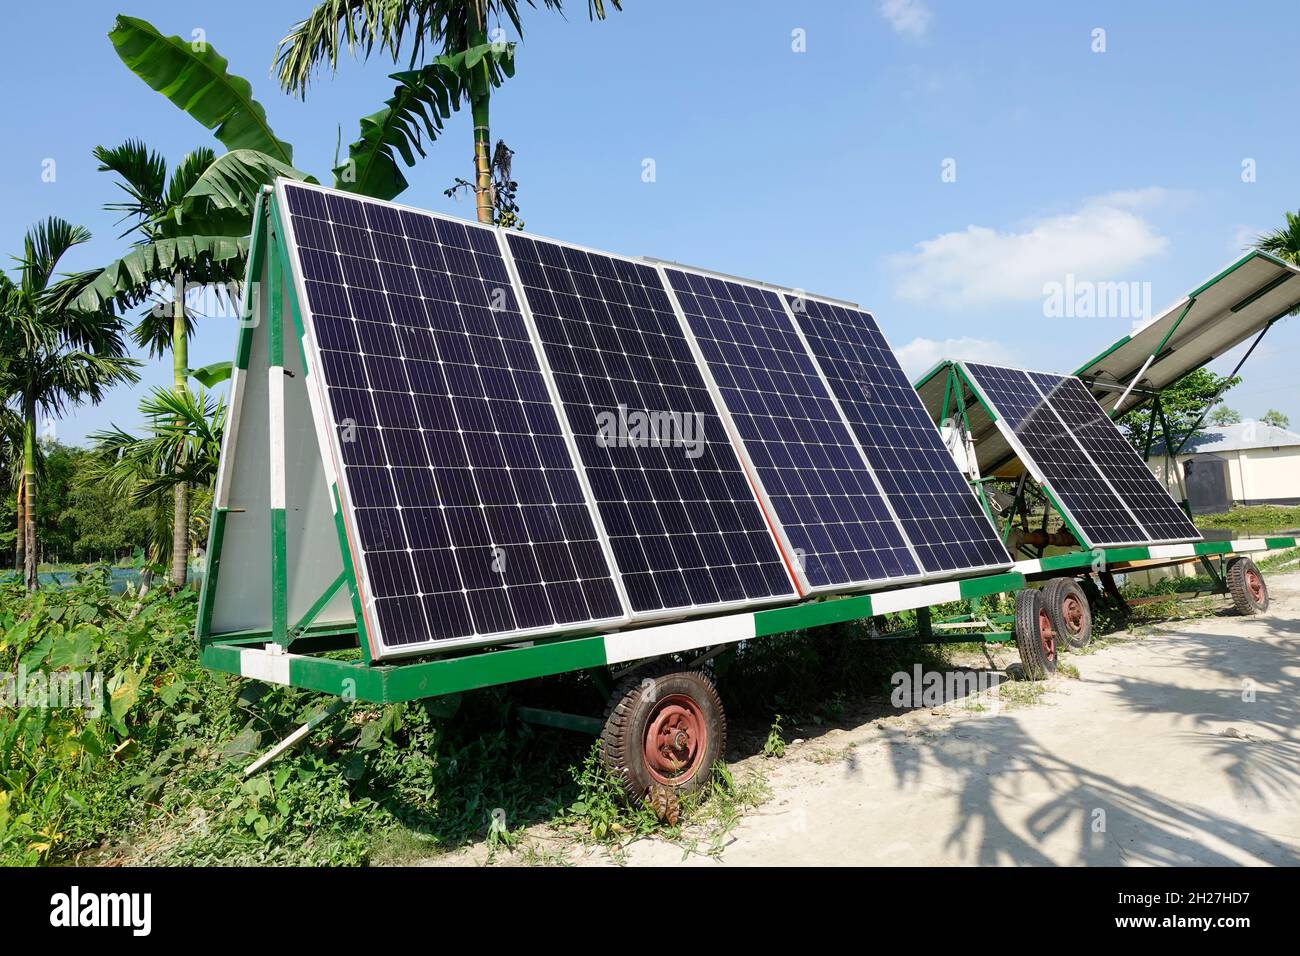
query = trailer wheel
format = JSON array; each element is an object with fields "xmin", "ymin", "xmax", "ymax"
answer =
[
  {"xmin": 599, "ymin": 667, "xmax": 726, "ymax": 801},
  {"xmin": 1014, "ymin": 588, "xmax": 1057, "ymax": 680},
  {"xmin": 1043, "ymin": 577, "xmax": 1092, "ymax": 649},
  {"xmin": 1226, "ymin": 557, "xmax": 1269, "ymax": 615}
]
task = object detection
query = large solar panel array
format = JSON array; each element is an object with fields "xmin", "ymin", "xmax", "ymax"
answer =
[
  {"xmin": 505, "ymin": 234, "xmax": 797, "ymax": 615},
  {"xmin": 787, "ymin": 295, "xmax": 1009, "ymax": 574},
  {"xmin": 281, "ymin": 184, "xmax": 627, "ymax": 656},
  {"xmin": 962, "ymin": 362, "xmax": 1200, "ymax": 547},
  {"xmin": 275, "ymin": 180, "xmax": 1017, "ymax": 657},
  {"xmin": 663, "ymin": 268, "xmax": 922, "ymax": 591}
]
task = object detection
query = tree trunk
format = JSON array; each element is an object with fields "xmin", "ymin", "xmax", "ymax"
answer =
[
  {"xmin": 472, "ymin": 98, "xmax": 493, "ymax": 225},
  {"xmin": 22, "ymin": 405, "xmax": 36, "ymax": 591},
  {"xmin": 171, "ymin": 270, "xmax": 190, "ymax": 589},
  {"xmin": 470, "ymin": 14, "xmax": 493, "ymax": 226},
  {"xmin": 14, "ymin": 475, "xmax": 24, "ymax": 573}
]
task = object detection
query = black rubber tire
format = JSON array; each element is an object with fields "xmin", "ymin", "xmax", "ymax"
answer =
[
  {"xmin": 1042, "ymin": 577, "xmax": 1093, "ymax": 649},
  {"xmin": 1014, "ymin": 588, "xmax": 1057, "ymax": 680},
  {"xmin": 1226, "ymin": 557, "xmax": 1269, "ymax": 615},
  {"xmin": 598, "ymin": 667, "xmax": 726, "ymax": 801}
]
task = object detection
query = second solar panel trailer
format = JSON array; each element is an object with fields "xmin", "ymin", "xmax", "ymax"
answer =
[{"xmin": 913, "ymin": 357, "xmax": 1291, "ymax": 675}]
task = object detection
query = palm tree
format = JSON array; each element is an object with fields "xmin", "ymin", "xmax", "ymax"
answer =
[
  {"xmin": 88, "ymin": 386, "xmax": 226, "ymax": 576},
  {"xmin": 275, "ymin": 0, "xmax": 622, "ymax": 223},
  {"xmin": 0, "ymin": 219, "xmax": 140, "ymax": 589},
  {"xmin": 0, "ymin": 402, "xmax": 34, "ymax": 573},
  {"xmin": 52, "ymin": 140, "xmax": 254, "ymax": 589},
  {"xmin": 1255, "ymin": 210, "xmax": 1300, "ymax": 264}
]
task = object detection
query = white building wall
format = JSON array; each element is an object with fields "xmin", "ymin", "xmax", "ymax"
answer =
[{"xmin": 1146, "ymin": 446, "xmax": 1300, "ymax": 504}]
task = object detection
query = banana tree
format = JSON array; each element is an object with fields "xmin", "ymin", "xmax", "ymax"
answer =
[
  {"xmin": 276, "ymin": 0, "xmax": 622, "ymax": 220},
  {"xmin": 1, "ymin": 219, "xmax": 140, "ymax": 589}
]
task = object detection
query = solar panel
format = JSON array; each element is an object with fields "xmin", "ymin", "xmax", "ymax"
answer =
[
  {"xmin": 1027, "ymin": 372, "xmax": 1201, "ymax": 543},
  {"xmin": 662, "ymin": 268, "xmax": 922, "ymax": 592},
  {"xmin": 504, "ymin": 234, "xmax": 797, "ymax": 617},
  {"xmin": 961, "ymin": 362, "xmax": 1198, "ymax": 548},
  {"xmin": 787, "ymin": 295, "xmax": 1011, "ymax": 574},
  {"xmin": 279, "ymin": 182, "xmax": 627, "ymax": 657}
]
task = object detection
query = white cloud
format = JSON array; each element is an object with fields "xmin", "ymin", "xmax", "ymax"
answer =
[
  {"xmin": 895, "ymin": 336, "xmax": 1016, "ymax": 379},
  {"xmin": 1230, "ymin": 224, "xmax": 1260, "ymax": 254},
  {"xmin": 888, "ymin": 189, "xmax": 1171, "ymax": 308},
  {"xmin": 879, "ymin": 0, "xmax": 933, "ymax": 39}
]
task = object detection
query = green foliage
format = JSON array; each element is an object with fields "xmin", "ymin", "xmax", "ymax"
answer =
[
  {"xmin": 762, "ymin": 715, "xmax": 786, "ymax": 758},
  {"xmin": 109, "ymin": 16, "xmax": 294, "ymax": 164},
  {"xmin": 561, "ymin": 744, "xmax": 658, "ymax": 843},
  {"xmin": 1260, "ymin": 409, "xmax": 1290, "ymax": 429},
  {"xmin": 1254, "ymin": 210, "xmax": 1300, "ymax": 266},
  {"xmin": 1193, "ymin": 504, "xmax": 1300, "ymax": 535},
  {"xmin": 0, "ymin": 572, "xmax": 203, "ymax": 863},
  {"xmin": 335, "ymin": 43, "xmax": 514, "ymax": 201},
  {"xmin": 1116, "ymin": 368, "xmax": 1240, "ymax": 452},
  {"xmin": 1209, "ymin": 406, "xmax": 1241, "ymax": 426}
]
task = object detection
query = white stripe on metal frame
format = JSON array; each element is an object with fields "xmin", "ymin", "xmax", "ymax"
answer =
[
  {"xmin": 239, "ymin": 647, "xmax": 291, "ymax": 685},
  {"xmin": 268, "ymin": 365, "xmax": 287, "ymax": 510},
  {"xmin": 1233, "ymin": 538, "xmax": 1267, "ymax": 552},
  {"xmin": 870, "ymin": 580, "xmax": 963, "ymax": 615},
  {"xmin": 300, "ymin": 337, "xmax": 338, "ymax": 498},
  {"xmin": 1148, "ymin": 543, "xmax": 1198, "ymax": 559},
  {"xmin": 1012, "ymin": 558, "xmax": 1044, "ymax": 574},
  {"xmin": 603, "ymin": 612, "xmax": 758, "ymax": 665},
  {"xmin": 214, "ymin": 363, "xmax": 246, "ymax": 510}
]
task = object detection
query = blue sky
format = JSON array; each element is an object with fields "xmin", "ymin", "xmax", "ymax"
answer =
[{"xmin": 5, "ymin": 0, "xmax": 1299, "ymax": 443}]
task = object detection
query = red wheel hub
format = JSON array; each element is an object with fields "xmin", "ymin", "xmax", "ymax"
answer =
[
  {"xmin": 1038, "ymin": 608, "xmax": 1057, "ymax": 662},
  {"xmin": 643, "ymin": 694, "xmax": 707, "ymax": 786},
  {"xmin": 1246, "ymin": 568, "xmax": 1265, "ymax": 603},
  {"xmin": 1061, "ymin": 594, "xmax": 1085, "ymax": 636}
]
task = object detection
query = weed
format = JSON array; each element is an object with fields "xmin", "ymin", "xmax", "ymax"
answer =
[{"xmin": 763, "ymin": 715, "xmax": 787, "ymax": 758}]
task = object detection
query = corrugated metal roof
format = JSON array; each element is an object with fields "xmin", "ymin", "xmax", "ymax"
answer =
[{"xmin": 1154, "ymin": 422, "xmax": 1300, "ymax": 456}]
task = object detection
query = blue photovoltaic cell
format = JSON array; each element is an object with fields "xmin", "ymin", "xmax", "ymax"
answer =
[
  {"xmin": 1027, "ymin": 372, "xmax": 1200, "ymax": 543},
  {"xmin": 789, "ymin": 297, "xmax": 1010, "ymax": 573},
  {"xmin": 664, "ymin": 268, "xmax": 919, "ymax": 589},
  {"xmin": 507, "ymin": 235, "xmax": 795, "ymax": 614},
  {"xmin": 962, "ymin": 362, "xmax": 1148, "ymax": 546},
  {"xmin": 281, "ymin": 183, "xmax": 625, "ymax": 653}
]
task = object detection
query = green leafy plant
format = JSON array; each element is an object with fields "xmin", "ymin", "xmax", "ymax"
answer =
[{"xmin": 763, "ymin": 715, "xmax": 787, "ymax": 758}]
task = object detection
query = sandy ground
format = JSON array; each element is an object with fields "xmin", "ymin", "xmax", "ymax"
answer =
[{"xmin": 437, "ymin": 570, "xmax": 1300, "ymax": 867}]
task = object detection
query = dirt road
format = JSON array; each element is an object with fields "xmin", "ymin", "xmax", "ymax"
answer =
[{"xmin": 442, "ymin": 570, "xmax": 1300, "ymax": 866}]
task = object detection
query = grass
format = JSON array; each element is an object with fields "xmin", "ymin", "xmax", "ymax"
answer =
[
  {"xmin": 5, "ymin": 545, "xmax": 1294, "ymax": 867},
  {"xmin": 1193, "ymin": 504, "xmax": 1300, "ymax": 536}
]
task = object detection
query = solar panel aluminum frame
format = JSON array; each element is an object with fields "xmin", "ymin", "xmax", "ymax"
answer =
[
  {"xmin": 271, "ymin": 179, "xmax": 632, "ymax": 660},
  {"xmin": 654, "ymin": 262, "xmax": 931, "ymax": 597},
  {"xmin": 953, "ymin": 359, "xmax": 1198, "ymax": 550},
  {"xmin": 774, "ymin": 288, "xmax": 1013, "ymax": 582},
  {"xmin": 498, "ymin": 229, "xmax": 799, "ymax": 622}
]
